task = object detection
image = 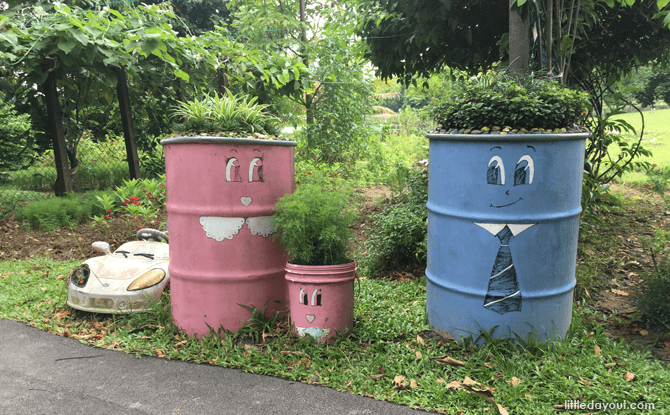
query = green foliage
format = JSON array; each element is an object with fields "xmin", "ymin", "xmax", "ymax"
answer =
[
  {"xmin": 645, "ymin": 164, "xmax": 670, "ymax": 208},
  {"xmin": 431, "ymin": 70, "xmax": 591, "ymax": 130},
  {"xmin": 635, "ymin": 258, "xmax": 670, "ymax": 328},
  {"xmin": 272, "ymin": 183, "xmax": 354, "ymax": 266},
  {"xmin": 17, "ymin": 191, "xmax": 109, "ymax": 232},
  {"xmin": 357, "ymin": 168, "xmax": 428, "ymax": 276},
  {"xmin": 635, "ymin": 69, "xmax": 670, "ymax": 107},
  {"xmin": 170, "ymin": 90, "xmax": 281, "ymax": 135},
  {"xmin": 0, "ymin": 92, "xmax": 35, "ymax": 169}
]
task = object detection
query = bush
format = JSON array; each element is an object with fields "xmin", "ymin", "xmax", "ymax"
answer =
[
  {"xmin": 431, "ymin": 70, "xmax": 590, "ymax": 131},
  {"xmin": 0, "ymin": 92, "xmax": 36, "ymax": 170},
  {"xmin": 272, "ymin": 183, "xmax": 354, "ymax": 266},
  {"xmin": 635, "ymin": 260, "xmax": 670, "ymax": 328},
  {"xmin": 357, "ymin": 168, "xmax": 428, "ymax": 276},
  {"xmin": 17, "ymin": 191, "xmax": 109, "ymax": 232}
]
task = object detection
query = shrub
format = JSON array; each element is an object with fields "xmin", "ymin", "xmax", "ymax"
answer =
[
  {"xmin": 431, "ymin": 70, "xmax": 590, "ymax": 131},
  {"xmin": 0, "ymin": 92, "xmax": 36, "ymax": 170},
  {"xmin": 272, "ymin": 183, "xmax": 354, "ymax": 266},
  {"xmin": 635, "ymin": 260, "xmax": 670, "ymax": 328},
  {"xmin": 170, "ymin": 89, "xmax": 281, "ymax": 136},
  {"xmin": 357, "ymin": 168, "xmax": 428, "ymax": 276},
  {"xmin": 17, "ymin": 191, "xmax": 110, "ymax": 232}
]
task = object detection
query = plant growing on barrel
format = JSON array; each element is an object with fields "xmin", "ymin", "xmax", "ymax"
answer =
[
  {"xmin": 170, "ymin": 89, "xmax": 281, "ymax": 136},
  {"xmin": 271, "ymin": 184, "xmax": 354, "ymax": 266},
  {"xmin": 431, "ymin": 70, "xmax": 591, "ymax": 132}
]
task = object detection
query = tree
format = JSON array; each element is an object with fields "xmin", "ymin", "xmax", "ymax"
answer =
[
  {"xmin": 358, "ymin": 0, "xmax": 670, "ymax": 207},
  {"xmin": 231, "ymin": 0, "xmax": 375, "ymax": 163},
  {"xmin": 359, "ymin": 0, "xmax": 670, "ymax": 84}
]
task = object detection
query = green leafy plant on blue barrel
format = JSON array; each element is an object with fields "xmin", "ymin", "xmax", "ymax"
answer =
[{"xmin": 431, "ymin": 70, "xmax": 591, "ymax": 131}]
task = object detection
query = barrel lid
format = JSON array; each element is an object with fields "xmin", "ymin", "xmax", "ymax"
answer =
[
  {"xmin": 426, "ymin": 132, "xmax": 590, "ymax": 142},
  {"xmin": 161, "ymin": 136, "xmax": 298, "ymax": 147}
]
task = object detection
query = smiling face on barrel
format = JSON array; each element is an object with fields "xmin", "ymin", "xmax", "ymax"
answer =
[{"xmin": 486, "ymin": 145, "xmax": 536, "ymax": 209}]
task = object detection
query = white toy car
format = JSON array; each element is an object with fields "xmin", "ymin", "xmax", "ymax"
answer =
[{"xmin": 67, "ymin": 229, "xmax": 170, "ymax": 314}]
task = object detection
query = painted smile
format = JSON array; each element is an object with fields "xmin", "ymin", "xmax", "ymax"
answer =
[{"xmin": 490, "ymin": 198, "xmax": 522, "ymax": 208}]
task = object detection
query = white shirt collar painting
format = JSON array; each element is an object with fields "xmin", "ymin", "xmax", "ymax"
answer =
[{"xmin": 474, "ymin": 223, "xmax": 535, "ymax": 236}]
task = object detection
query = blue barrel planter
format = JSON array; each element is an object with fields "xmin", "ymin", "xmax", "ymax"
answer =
[{"xmin": 425, "ymin": 132, "xmax": 589, "ymax": 344}]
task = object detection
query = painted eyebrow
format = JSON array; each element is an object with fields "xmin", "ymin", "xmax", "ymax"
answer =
[
  {"xmin": 229, "ymin": 149, "xmax": 237, "ymax": 153},
  {"xmin": 489, "ymin": 146, "xmax": 501, "ymax": 151},
  {"xmin": 253, "ymin": 149, "xmax": 261, "ymax": 152},
  {"xmin": 527, "ymin": 145, "xmax": 536, "ymax": 152}
]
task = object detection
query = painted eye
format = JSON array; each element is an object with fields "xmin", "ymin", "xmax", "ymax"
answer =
[
  {"xmin": 299, "ymin": 288, "xmax": 308, "ymax": 305},
  {"xmin": 226, "ymin": 158, "xmax": 241, "ymax": 182},
  {"xmin": 311, "ymin": 289, "xmax": 322, "ymax": 306},
  {"xmin": 249, "ymin": 157, "xmax": 263, "ymax": 182},
  {"xmin": 487, "ymin": 156, "xmax": 505, "ymax": 186},
  {"xmin": 514, "ymin": 155, "xmax": 534, "ymax": 186}
]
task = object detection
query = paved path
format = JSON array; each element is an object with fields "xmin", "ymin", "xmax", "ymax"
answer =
[{"xmin": 0, "ymin": 319, "xmax": 430, "ymax": 415}]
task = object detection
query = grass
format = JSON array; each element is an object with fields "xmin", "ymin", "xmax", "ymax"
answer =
[
  {"xmin": 609, "ymin": 108, "xmax": 670, "ymax": 183},
  {"xmin": 5, "ymin": 161, "xmax": 129, "ymax": 192},
  {"xmin": 1, "ymin": 258, "xmax": 668, "ymax": 414}
]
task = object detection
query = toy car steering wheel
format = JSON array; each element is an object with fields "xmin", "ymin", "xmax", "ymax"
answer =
[{"xmin": 137, "ymin": 228, "xmax": 168, "ymax": 243}]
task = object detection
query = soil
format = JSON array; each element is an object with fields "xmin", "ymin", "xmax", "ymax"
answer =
[{"xmin": 1, "ymin": 182, "xmax": 669, "ymax": 363}]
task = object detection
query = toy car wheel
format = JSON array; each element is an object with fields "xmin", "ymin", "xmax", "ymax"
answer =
[{"xmin": 137, "ymin": 228, "xmax": 168, "ymax": 243}]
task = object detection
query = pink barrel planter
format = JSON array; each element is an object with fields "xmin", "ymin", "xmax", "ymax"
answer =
[
  {"xmin": 285, "ymin": 262, "xmax": 356, "ymax": 343},
  {"xmin": 162, "ymin": 137, "xmax": 296, "ymax": 337}
]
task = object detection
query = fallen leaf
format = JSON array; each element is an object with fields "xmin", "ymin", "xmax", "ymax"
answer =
[
  {"xmin": 40, "ymin": 287, "xmax": 47, "ymax": 291},
  {"xmin": 415, "ymin": 351, "xmax": 423, "ymax": 359},
  {"xmin": 416, "ymin": 334, "xmax": 425, "ymax": 345},
  {"xmin": 393, "ymin": 375, "xmax": 406, "ymax": 385},
  {"xmin": 430, "ymin": 354, "xmax": 465, "ymax": 366},
  {"xmin": 579, "ymin": 376, "xmax": 592, "ymax": 386},
  {"xmin": 436, "ymin": 378, "xmax": 444, "ymax": 383},
  {"xmin": 0, "ymin": 273, "xmax": 10, "ymax": 278},
  {"xmin": 553, "ymin": 404, "xmax": 566, "ymax": 409},
  {"xmin": 639, "ymin": 329, "xmax": 648, "ymax": 336},
  {"xmin": 508, "ymin": 376, "xmax": 521, "ymax": 386},
  {"xmin": 525, "ymin": 393, "xmax": 532, "ymax": 400},
  {"xmin": 594, "ymin": 345, "xmax": 601, "ymax": 356},
  {"xmin": 410, "ymin": 379, "xmax": 418, "ymax": 389},
  {"xmin": 611, "ymin": 288, "xmax": 629, "ymax": 296},
  {"xmin": 624, "ymin": 371, "xmax": 635, "ymax": 382},
  {"xmin": 155, "ymin": 349, "xmax": 166, "ymax": 358},
  {"xmin": 484, "ymin": 362, "xmax": 497, "ymax": 369},
  {"xmin": 370, "ymin": 374, "xmax": 385, "ymax": 380},
  {"xmin": 491, "ymin": 372, "xmax": 504, "ymax": 381},
  {"xmin": 446, "ymin": 380, "xmax": 462, "ymax": 390},
  {"xmin": 496, "ymin": 403, "xmax": 509, "ymax": 415},
  {"xmin": 56, "ymin": 274, "xmax": 66, "ymax": 280},
  {"xmin": 208, "ymin": 358, "xmax": 218, "ymax": 365}
]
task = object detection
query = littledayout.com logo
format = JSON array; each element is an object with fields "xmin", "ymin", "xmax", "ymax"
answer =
[{"xmin": 564, "ymin": 400, "xmax": 656, "ymax": 411}]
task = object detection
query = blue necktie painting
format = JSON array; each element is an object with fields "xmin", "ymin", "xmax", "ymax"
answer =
[{"xmin": 425, "ymin": 133, "xmax": 589, "ymax": 344}]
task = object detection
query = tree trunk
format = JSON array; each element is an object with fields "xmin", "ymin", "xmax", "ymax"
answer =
[
  {"xmin": 113, "ymin": 66, "xmax": 141, "ymax": 180},
  {"xmin": 509, "ymin": 0, "xmax": 530, "ymax": 78},
  {"xmin": 42, "ymin": 59, "xmax": 73, "ymax": 196}
]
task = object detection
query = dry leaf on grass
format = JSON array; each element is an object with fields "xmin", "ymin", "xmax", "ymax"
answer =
[
  {"xmin": 507, "ymin": 376, "xmax": 521, "ymax": 386},
  {"xmin": 430, "ymin": 354, "xmax": 465, "ymax": 366},
  {"xmin": 410, "ymin": 379, "xmax": 418, "ymax": 389},
  {"xmin": 611, "ymin": 288, "xmax": 629, "ymax": 296},
  {"xmin": 579, "ymin": 376, "xmax": 592, "ymax": 386},
  {"xmin": 594, "ymin": 345, "xmax": 601, "ymax": 356},
  {"xmin": 417, "ymin": 335, "xmax": 425, "ymax": 346},
  {"xmin": 484, "ymin": 362, "xmax": 497, "ymax": 369},
  {"xmin": 624, "ymin": 371, "xmax": 636, "ymax": 382},
  {"xmin": 415, "ymin": 351, "xmax": 423, "ymax": 358}
]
